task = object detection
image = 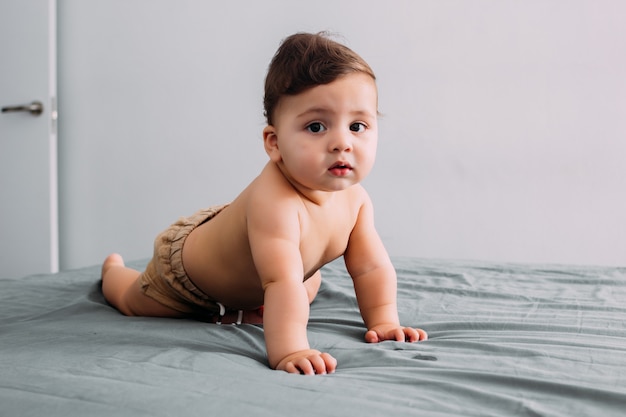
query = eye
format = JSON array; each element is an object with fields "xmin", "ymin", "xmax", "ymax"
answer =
[
  {"xmin": 306, "ymin": 122, "xmax": 326, "ymax": 133},
  {"xmin": 349, "ymin": 122, "xmax": 367, "ymax": 133}
]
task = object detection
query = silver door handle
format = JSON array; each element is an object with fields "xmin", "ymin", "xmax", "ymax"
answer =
[{"xmin": 1, "ymin": 101, "xmax": 44, "ymax": 116}]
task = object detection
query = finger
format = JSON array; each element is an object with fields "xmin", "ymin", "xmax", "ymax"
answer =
[
  {"xmin": 295, "ymin": 358, "xmax": 315, "ymax": 375},
  {"xmin": 403, "ymin": 327, "xmax": 420, "ymax": 342},
  {"xmin": 417, "ymin": 328, "xmax": 428, "ymax": 341},
  {"xmin": 284, "ymin": 361, "xmax": 301, "ymax": 374},
  {"xmin": 308, "ymin": 354, "xmax": 329, "ymax": 375},
  {"xmin": 387, "ymin": 327, "xmax": 405, "ymax": 342},
  {"xmin": 364, "ymin": 330, "xmax": 380, "ymax": 343},
  {"xmin": 402, "ymin": 327, "xmax": 429, "ymax": 342},
  {"xmin": 320, "ymin": 353, "xmax": 337, "ymax": 374}
]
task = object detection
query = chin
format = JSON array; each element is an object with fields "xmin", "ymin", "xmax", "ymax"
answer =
[{"xmin": 322, "ymin": 182, "xmax": 357, "ymax": 192}]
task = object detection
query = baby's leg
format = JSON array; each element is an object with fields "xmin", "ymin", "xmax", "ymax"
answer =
[
  {"xmin": 101, "ymin": 254, "xmax": 185, "ymax": 318},
  {"xmin": 305, "ymin": 270, "xmax": 322, "ymax": 304}
]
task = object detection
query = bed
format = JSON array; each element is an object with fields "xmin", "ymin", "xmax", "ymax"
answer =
[{"xmin": 1, "ymin": 257, "xmax": 625, "ymax": 416}]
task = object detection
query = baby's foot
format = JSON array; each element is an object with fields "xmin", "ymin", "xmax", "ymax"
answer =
[{"xmin": 102, "ymin": 253, "xmax": 125, "ymax": 278}]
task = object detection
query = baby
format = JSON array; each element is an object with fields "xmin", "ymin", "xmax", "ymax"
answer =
[{"xmin": 102, "ymin": 32, "xmax": 427, "ymax": 375}]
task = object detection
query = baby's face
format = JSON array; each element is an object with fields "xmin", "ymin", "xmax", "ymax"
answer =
[{"xmin": 268, "ymin": 73, "xmax": 378, "ymax": 193}]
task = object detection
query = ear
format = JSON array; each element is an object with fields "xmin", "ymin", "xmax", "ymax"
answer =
[{"xmin": 263, "ymin": 125, "xmax": 282, "ymax": 162}]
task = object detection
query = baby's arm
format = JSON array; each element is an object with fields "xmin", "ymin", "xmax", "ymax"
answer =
[
  {"xmin": 345, "ymin": 196, "xmax": 428, "ymax": 343},
  {"xmin": 264, "ymin": 275, "xmax": 336, "ymax": 374},
  {"xmin": 247, "ymin": 194, "xmax": 336, "ymax": 375}
]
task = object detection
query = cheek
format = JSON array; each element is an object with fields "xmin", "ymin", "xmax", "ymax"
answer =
[
  {"xmin": 358, "ymin": 145, "xmax": 378, "ymax": 176},
  {"xmin": 361, "ymin": 140, "xmax": 378, "ymax": 163},
  {"xmin": 295, "ymin": 151, "xmax": 320, "ymax": 170},
  {"xmin": 282, "ymin": 144, "xmax": 317, "ymax": 169}
]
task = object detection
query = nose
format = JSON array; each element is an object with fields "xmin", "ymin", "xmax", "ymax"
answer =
[{"xmin": 329, "ymin": 129, "xmax": 353, "ymax": 153}]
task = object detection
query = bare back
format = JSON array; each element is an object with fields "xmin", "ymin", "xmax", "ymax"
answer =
[{"xmin": 181, "ymin": 162, "xmax": 366, "ymax": 309}]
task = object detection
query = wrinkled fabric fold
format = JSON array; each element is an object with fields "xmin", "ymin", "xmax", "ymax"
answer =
[{"xmin": 1, "ymin": 257, "xmax": 625, "ymax": 416}]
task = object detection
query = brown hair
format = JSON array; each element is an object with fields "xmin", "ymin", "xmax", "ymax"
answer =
[{"xmin": 263, "ymin": 32, "xmax": 376, "ymax": 125}]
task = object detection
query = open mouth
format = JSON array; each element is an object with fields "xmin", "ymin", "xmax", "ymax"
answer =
[
  {"xmin": 329, "ymin": 162, "xmax": 353, "ymax": 176},
  {"xmin": 330, "ymin": 161, "xmax": 352, "ymax": 169}
]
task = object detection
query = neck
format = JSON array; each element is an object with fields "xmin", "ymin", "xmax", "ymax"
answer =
[{"xmin": 272, "ymin": 162, "xmax": 336, "ymax": 206}]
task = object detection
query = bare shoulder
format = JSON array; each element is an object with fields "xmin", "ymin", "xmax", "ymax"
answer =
[
  {"xmin": 345, "ymin": 184, "xmax": 374, "ymax": 218},
  {"xmin": 245, "ymin": 163, "xmax": 303, "ymax": 217},
  {"xmin": 242, "ymin": 164, "xmax": 305, "ymax": 248}
]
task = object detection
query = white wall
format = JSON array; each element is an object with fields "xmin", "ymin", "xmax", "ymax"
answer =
[{"xmin": 58, "ymin": 0, "xmax": 626, "ymax": 269}]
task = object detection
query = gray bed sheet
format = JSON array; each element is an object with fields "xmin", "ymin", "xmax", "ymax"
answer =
[{"xmin": 1, "ymin": 257, "xmax": 625, "ymax": 416}]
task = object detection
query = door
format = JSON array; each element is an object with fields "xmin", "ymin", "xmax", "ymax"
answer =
[{"xmin": 0, "ymin": 0, "xmax": 58, "ymax": 279}]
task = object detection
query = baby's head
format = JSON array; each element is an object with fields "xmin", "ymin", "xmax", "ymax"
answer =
[{"xmin": 263, "ymin": 32, "xmax": 376, "ymax": 126}]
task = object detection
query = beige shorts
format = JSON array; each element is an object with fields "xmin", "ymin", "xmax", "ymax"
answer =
[{"xmin": 138, "ymin": 204, "xmax": 228, "ymax": 315}]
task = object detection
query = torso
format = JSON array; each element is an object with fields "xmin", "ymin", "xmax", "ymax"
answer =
[{"xmin": 181, "ymin": 163, "xmax": 364, "ymax": 310}]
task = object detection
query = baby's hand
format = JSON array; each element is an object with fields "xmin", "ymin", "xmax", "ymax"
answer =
[
  {"xmin": 365, "ymin": 324, "xmax": 428, "ymax": 343},
  {"xmin": 276, "ymin": 349, "xmax": 337, "ymax": 375}
]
